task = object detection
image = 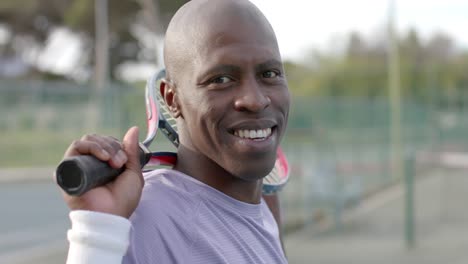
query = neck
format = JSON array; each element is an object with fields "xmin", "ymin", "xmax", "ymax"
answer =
[{"xmin": 173, "ymin": 144, "xmax": 263, "ymax": 204}]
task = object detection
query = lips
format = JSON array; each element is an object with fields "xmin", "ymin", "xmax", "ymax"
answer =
[{"xmin": 227, "ymin": 119, "xmax": 278, "ymax": 148}]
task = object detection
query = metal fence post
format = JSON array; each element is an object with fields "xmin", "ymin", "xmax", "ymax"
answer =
[{"xmin": 404, "ymin": 153, "xmax": 416, "ymax": 249}]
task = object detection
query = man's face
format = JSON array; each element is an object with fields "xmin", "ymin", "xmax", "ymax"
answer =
[{"xmin": 176, "ymin": 16, "xmax": 290, "ymax": 181}]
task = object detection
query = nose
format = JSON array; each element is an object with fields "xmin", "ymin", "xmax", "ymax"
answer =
[{"xmin": 234, "ymin": 77, "xmax": 271, "ymax": 113}]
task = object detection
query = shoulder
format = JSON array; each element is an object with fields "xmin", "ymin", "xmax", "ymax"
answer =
[{"xmin": 132, "ymin": 168, "xmax": 203, "ymax": 221}]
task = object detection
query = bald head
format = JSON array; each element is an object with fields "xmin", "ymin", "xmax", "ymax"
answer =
[{"xmin": 163, "ymin": 0, "xmax": 280, "ymax": 84}]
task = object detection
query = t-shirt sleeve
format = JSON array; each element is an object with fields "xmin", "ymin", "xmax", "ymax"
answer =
[{"xmin": 66, "ymin": 210, "xmax": 131, "ymax": 264}]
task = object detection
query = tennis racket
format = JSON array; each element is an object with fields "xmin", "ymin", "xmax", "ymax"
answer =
[{"xmin": 55, "ymin": 69, "xmax": 289, "ymax": 196}]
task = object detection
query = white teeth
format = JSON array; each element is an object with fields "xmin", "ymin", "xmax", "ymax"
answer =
[
  {"xmin": 256, "ymin": 129, "xmax": 263, "ymax": 138},
  {"xmin": 256, "ymin": 130, "xmax": 261, "ymax": 138},
  {"xmin": 233, "ymin": 128, "xmax": 273, "ymax": 139}
]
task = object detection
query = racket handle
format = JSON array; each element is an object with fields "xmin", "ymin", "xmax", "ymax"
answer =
[{"xmin": 56, "ymin": 145, "xmax": 150, "ymax": 196}]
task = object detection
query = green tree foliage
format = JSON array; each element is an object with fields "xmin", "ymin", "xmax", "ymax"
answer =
[
  {"xmin": 285, "ymin": 29, "xmax": 468, "ymax": 100},
  {"xmin": 0, "ymin": 0, "xmax": 188, "ymax": 78}
]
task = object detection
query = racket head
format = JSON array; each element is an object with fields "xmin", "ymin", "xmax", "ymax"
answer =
[
  {"xmin": 143, "ymin": 70, "xmax": 179, "ymax": 148},
  {"xmin": 142, "ymin": 73, "xmax": 162, "ymax": 147},
  {"xmin": 155, "ymin": 73, "xmax": 179, "ymax": 147},
  {"xmin": 262, "ymin": 147, "xmax": 290, "ymax": 195}
]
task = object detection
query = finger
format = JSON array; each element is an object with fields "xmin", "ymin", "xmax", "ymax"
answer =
[
  {"xmin": 68, "ymin": 134, "xmax": 127, "ymax": 168},
  {"xmin": 64, "ymin": 140, "xmax": 110, "ymax": 161},
  {"xmin": 104, "ymin": 136, "xmax": 123, "ymax": 149},
  {"xmin": 108, "ymin": 149, "xmax": 128, "ymax": 169},
  {"xmin": 92, "ymin": 136, "xmax": 123, "ymax": 156},
  {"xmin": 92, "ymin": 136, "xmax": 127, "ymax": 169}
]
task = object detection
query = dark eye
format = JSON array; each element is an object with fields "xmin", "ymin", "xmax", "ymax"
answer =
[
  {"xmin": 211, "ymin": 76, "xmax": 232, "ymax": 84},
  {"xmin": 262, "ymin": 70, "xmax": 279, "ymax": 79}
]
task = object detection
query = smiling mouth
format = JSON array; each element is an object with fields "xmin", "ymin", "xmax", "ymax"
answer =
[{"xmin": 230, "ymin": 126, "xmax": 275, "ymax": 140}]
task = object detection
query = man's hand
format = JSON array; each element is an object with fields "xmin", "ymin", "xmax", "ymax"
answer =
[{"xmin": 59, "ymin": 126, "xmax": 143, "ymax": 218}]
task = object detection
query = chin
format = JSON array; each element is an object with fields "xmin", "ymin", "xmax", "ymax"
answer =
[{"xmin": 229, "ymin": 157, "xmax": 276, "ymax": 181}]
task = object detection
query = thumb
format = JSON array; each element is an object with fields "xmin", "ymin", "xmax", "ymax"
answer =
[
  {"xmin": 122, "ymin": 126, "xmax": 141, "ymax": 173},
  {"xmin": 109, "ymin": 126, "xmax": 144, "ymax": 218}
]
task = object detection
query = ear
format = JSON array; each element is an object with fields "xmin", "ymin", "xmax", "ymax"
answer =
[{"xmin": 160, "ymin": 79, "xmax": 182, "ymax": 118}]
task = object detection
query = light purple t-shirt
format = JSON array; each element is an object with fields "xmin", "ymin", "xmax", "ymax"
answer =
[{"xmin": 123, "ymin": 169, "xmax": 287, "ymax": 264}]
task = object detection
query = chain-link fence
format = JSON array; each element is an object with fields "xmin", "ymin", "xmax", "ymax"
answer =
[
  {"xmin": 282, "ymin": 95, "xmax": 468, "ymax": 233},
  {"xmin": 2, "ymin": 80, "xmax": 468, "ymax": 234}
]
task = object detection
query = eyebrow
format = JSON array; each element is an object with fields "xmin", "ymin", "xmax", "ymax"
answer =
[
  {"xmin": 255, "ymin": 59, "xmax": 283, "ymax": 72},
  {"xmin": 202, "ymin": 64, "xmax": 241, "ymax": 76}
]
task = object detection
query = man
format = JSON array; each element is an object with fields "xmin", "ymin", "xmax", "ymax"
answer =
[{"xmin": 62, "ymin": 0, "xmax": 290, "ymax": 263}]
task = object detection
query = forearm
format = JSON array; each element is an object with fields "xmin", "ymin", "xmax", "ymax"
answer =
[{"xmin": 66, "ymin": 210, "xmax": 131, "ymax": 264}]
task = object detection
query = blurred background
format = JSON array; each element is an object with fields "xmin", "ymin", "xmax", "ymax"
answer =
[{"xmin": 1, "ymin": 0, "xmax": 467, "ymax": 263}]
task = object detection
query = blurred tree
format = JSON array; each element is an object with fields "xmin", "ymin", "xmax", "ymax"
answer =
[
  {"xmin": 347, "ymin": 32, "xmax": 367, "ymax": 58},
  {"xmin": 283, "ymin": 28, "xmax": 467, "ymax": 101},
  {"xmin": 400, "ymin": 29, "xmax": 424, "ymax": 98},
  {"xmin": 0, "ymin": 0, "xmax": 188, "ymax": 79},
  {"xmin": 1, "ymin": 1, "xmax": 467, "ymax": 96},
  {"xmin": 425, "ymin": 32, "xmax": 455, "ymax": 63}
]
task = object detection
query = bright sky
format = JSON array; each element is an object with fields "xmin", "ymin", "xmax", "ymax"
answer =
[{"xmin": 250, "ymin": 0, "xmax": 468, "ymax": 60}]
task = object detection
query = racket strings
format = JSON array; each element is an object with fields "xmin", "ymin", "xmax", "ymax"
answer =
[
  {"xmin": 265, "ymin": 167, "xmax": 280, "ymax": 185},
  {"xmin": 156, "ymin": 94, "xmax": 178, "ymax": 130}
]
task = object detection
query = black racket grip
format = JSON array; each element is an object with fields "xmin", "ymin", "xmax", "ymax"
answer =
[{"xmin": 56, "ymin": 145, "xmax": 150, "ymax": 196}]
